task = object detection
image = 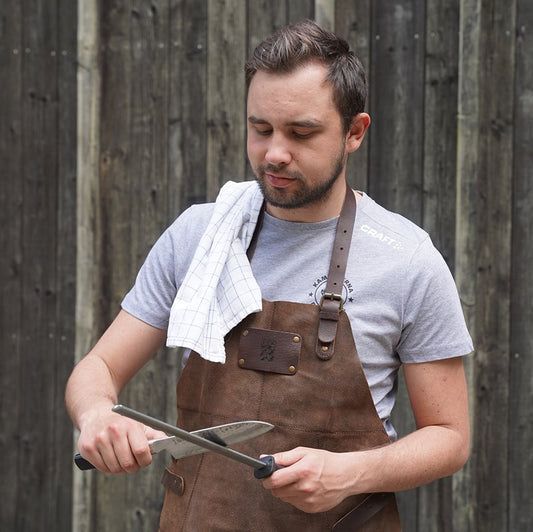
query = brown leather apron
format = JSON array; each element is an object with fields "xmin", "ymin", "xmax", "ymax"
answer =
[{"xmin": 159, "ymin": 188, "xmax": 401, "ymax": 531}]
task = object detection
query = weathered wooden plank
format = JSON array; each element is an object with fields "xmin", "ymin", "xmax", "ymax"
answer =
[
  {"xmin": 166, "ymin": 1, "xmax": 186, "ymax": 214},
  {"xmin": 128, "ymin": 0, "xmax": 171, "ymax": 273},
  {"xmin": 454, "ymin": 1, "xmax": 481, "ymax": 530},
  {"xmin": 416, "ymin": 1, "xmax": 461, "ymax": 530},
  {"xmin": 247, "ymin": 0, "xmax": 288, "ymax": 52},
  {"xmin": 472, "ymin": 1, "xmax": 515, "ymax": 530},
  {"xmin": 93, "ymin": 2, "xmax": 135, "ymax": 531},
  {"xmin": 98, "ymin": 1, "xmax": 134, "ymax": 323},
  {"xmin": 315, "ymin": 0, "xmax": 334, "ymax": 30},
  {"xmin": 15, "ymin": 0, "xmax": 71, "ymax": 529},
  {"xmin": 287, "ymin": 0, "xmax": 315, "ymax": 24},
  {"xmin": 74, "ymin": 1, "xmax": 102, "ymax": 531},
  {"xmin": 206, "ymin": 0, "xmax": 247, "ymax": 198},
  {"xmin": 168, "ymin": 0, "xmax": 208, "ymax": 211},
  {"xmin": 75, "ymin": 2, "xmax": 104, "ymax": 356},
  {"xmin": 456, "ymin": 1, "xmax": 516, "ymax": 531},
  {"xmin": 509, "ymin": 2, "xmax": 533, "ymax": 530},
  {"xmin": 52, "ymin": 1, "xmax": 78, "ymax": 530},
  {"xmin": 0, "ymin": 0, "xmax": 23, "ymax": 529},
  {"xmin": 334, "ymin": 0, "xmax": 371, "ymax": 192},
  {"xmin": 422, "ymin": 0, "xmax": 460, "ymax": 266},
  {"xmin": 368, "ymin": 0, "xmax": 426, "ymax": 224}
]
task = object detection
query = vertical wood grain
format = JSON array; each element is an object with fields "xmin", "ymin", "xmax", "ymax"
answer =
[
  {"xmin": 287, "ymin": 0, "xmax": 315, "ymax": 23},
  {"xmin": 54, "ymin": 1, "xmax": 79, "ymax": 529},
  {"xmin": 74, "ymin": 0, "xmax": 102, "ymax": 530},
  {"xmin": 0, "ymin": 0, "xmax": 23, "ymax": 528},
  {"xmin": 509, "ymin": 2, "xmax": 533, "ymax": 530},
  {"xmin": 368, "ymin": 0, "xmax": 426, "ymax": 223},
  {"xmin": 315, "ymin": 0, "xmax": 334, "ymax": 30},
  {"xmin": 422, "ymin": 0, "xmax": 460, "ymax": 266},
  {"xmin": 474, "ymin": 2, "xmax": 515, "ymax": 530},
  {"xmin": 93, "ymin": 3, "xmax": 134, "ymax": 530},
  {"xmin": 334, "ymin": 0, "xmax": 371, "ymax": 192},
  {"xmin": 206, "ymin": 0, "xmax": 247, "ymax": 198},
  {"xmin": 417, "ymin": 1, "xmax": 460, "ymax": 529},
  {"xmin": 454, "ymin": 2, "xmax": 481, "ymax": 531},
  {"xmin": 168, "ymin": 0, "xmax": 208, "ymax": 211},
  {"xmin": 0, "ymin": 0, "xmax": 77, "ymax": 530}
]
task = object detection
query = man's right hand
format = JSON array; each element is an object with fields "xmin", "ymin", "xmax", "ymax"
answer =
[{"xmin": 76, "ymin": 406, "xmax": 167, "ymax": 473}]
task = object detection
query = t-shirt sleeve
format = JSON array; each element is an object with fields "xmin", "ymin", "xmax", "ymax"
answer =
[
  {"xmin": 121, "ymin": 227, "xmax": 178, "ymax": 330},
  {"xmin": 121, "ymin": 204, "xmax": 212, "ymax": 330},
  {"xmin": 397, "ymin": 237, "xmax": 473, "ymax": 363}
]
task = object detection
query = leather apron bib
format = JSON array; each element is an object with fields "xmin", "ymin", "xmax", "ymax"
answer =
[{"xmin": 159, "ymin": 188, "xmax": 401, "ymax": 531}]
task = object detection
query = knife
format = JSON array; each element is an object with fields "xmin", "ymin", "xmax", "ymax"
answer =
[
  {"xmin": 150, "ymin": 419, "xmax": 273, "ymax": 457},
  {"xmin": 75, "ymin": 406, "xmax": 279, "ymax": 478}
]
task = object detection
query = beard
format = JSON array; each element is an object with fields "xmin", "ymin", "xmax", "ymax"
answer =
[{"xmin": 254, "ymin": 147, "xmax": 346, "ymax": 210}]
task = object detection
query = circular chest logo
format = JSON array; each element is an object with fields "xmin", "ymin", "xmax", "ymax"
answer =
[{"xmin": 309, "ymin": 277, "xmax": 354, "ymax": 306}]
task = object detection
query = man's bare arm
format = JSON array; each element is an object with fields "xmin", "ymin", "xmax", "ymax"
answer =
[{"xmin": 65, "ymin": 310, "xmax": 167, "ymax": 473}]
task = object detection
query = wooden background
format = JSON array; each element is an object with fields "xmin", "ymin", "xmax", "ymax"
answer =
[{"xmin": 1, "ymin": 0, "xmax": 531, "ymax": 530}]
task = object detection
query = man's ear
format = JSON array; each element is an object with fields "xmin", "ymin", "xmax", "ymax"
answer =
[{"xmin": 346, "ymin": 113, "xmax": 371, "ymax": 153}]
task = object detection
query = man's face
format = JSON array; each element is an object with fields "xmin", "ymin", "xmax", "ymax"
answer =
[{"xmin": 247, "ymin": 62, "xmax": 351, "ymax": 221}]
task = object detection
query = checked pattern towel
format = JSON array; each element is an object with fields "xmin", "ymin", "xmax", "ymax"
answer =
[{"xmin": 166, "ymin": 180, "xmax": 264, "ymax": 363}]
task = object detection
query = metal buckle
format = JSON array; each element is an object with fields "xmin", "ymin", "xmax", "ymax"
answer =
[{"xmin": 319, "ymin": 292, "xmax": 344, "ymax": 311}]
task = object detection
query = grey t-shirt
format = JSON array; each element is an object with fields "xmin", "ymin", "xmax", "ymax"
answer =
[{"xmin": 122, "ymin": 192, "xmax": 473, "ymax": 439}]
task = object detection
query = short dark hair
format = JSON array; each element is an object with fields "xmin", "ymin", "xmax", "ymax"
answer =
[{"xmin": 245, "ymin": 20, "xmax": 367, "ymax": 132}]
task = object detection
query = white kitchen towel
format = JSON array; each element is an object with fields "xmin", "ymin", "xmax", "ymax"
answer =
[{"xmin": 166, "ymin": 180, "xmax": 264, "ymax": 363}]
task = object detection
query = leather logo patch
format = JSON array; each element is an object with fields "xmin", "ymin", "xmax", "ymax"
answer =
[{"xmin": 238, "ymin": 328, "xmax": 301, "ymax": 375}]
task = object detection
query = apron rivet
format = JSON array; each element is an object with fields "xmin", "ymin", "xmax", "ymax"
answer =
[
  {"xmin": 243, "ymin": 330, "xmax": 249, "ymax": 336},
  {"xmin": 238, "ymin": 358, "xmax": 245, "ymax": 366},
  {"xmin": 292, "ymin": 336, "xmax": 300, "ymax": 343},
  {"xmin": 321, "ymin": 345, "xmax": 329, "ymax": 352},
  {"xmin": 289, "ymin": 365, "xmax": 296, "ymax": 373}
]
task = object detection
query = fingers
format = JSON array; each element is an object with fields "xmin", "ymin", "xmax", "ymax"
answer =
[
  {"xmin": 261, "ymin": 447, "xmax": 308, "ymax": 489},
  {"xmin": 111, "ymin": 422, "xmax": 153, "ymax": 472},
  {"xmin": 145, "ymin": 427, "xmax": 168, "ymax": 440},
  {"xmin": 77, "ymin": 415, "xmax": 154, "ymax": 474}
]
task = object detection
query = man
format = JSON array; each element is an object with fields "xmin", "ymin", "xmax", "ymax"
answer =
[{"xmin": 66, "ymin": 20, "xmax": 472, "ymax": 530}]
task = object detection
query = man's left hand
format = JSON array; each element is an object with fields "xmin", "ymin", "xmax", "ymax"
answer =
[{"xmin": 260, "ymin": 447, "xmax": 355, "ymax": 513}]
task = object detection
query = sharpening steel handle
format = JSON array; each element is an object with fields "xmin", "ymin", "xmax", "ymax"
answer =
[
  {"xmin": 74, "ymin": 454, "xmax": 95, "ymax": 470},
  {"xmin": 254, "ymin": 455, "xmax": 284, "ymax": 479}
]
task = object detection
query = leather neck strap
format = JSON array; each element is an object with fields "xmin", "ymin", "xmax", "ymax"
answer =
[
  {"xmin": 247, "ymin": 184, "xmax": 357, "ymax": 361},
  {"xmin": 316, "ymin": 184, "xmax": 357, "ymax": 360}
]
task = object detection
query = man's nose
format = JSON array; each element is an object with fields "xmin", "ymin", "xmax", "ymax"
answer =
[{"xmin": 265, "ymin": 134, "xmax": 292, "ymax": 166}]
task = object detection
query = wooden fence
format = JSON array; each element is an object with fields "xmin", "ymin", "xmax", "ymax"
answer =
[{"xmin": 1, "ymin": 1, "xmax": 531, "ymax": 531}]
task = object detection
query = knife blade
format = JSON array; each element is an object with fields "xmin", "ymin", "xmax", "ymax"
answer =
[
  {"xmin": 149, "ymin": 420, "xmax": 273, "ymax": 458},
  {"xmin": 74, "ymin": 409, "xmax": 276, "ymax": 477}
]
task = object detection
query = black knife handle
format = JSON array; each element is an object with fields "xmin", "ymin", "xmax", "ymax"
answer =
[
  {"xmin": 254, "ymin": 455, "xmax": 283, "ymax": 479},
  {"xmin": 74, "ymin": 453, "xmax": 96, "ymax": 470}
]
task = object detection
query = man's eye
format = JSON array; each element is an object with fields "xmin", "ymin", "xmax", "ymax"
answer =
[
  {"xmin": 292, "ymin": 131, "xmax": 313, "ymax": 139},
  {"xmin": 255, "ymin": 128, "xmax": 272, "ymax": 136}
]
